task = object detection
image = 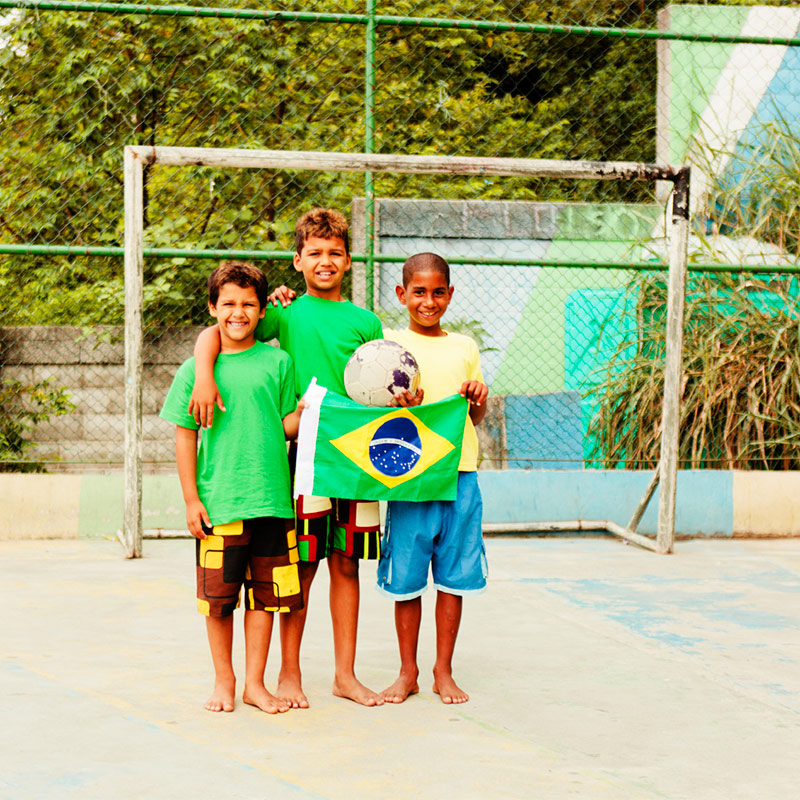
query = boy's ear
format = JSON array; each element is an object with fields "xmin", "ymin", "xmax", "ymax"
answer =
[
  {"xmin": 208, "ymin": 302, "xmax": 218, "ymax": 318},
  {"xmin": 395, "ymin": 284, "xmax": 407, "ymax": 306},
  {"xmin": 293, "ymin": 252, "xmax": 302, "ymax": 272}
]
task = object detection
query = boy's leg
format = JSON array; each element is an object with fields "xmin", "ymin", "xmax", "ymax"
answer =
[
  {"xmin": 242, "ymin": 609, "xmax": 289, "ymax": 714},
  {"xmin": 381, "ymin": 597, "xmax": 421, "ymax": 703},
  {"xmin": 205, "ymin": 615, "xmax": 236, "ymax": 712},
  {"xmin": 377, "ymin": 499, "xmax": 434, "ymax": 703},
  {"xmin": 430, "ymin": 473, "xmax": 484, "ymax": 704},
  {"xmin": 277, "ymin": 559, "xmax": 318, "ymax": 708},
  {"xmin": 197, "ymin": 523, "xmax": 244, "ymax": 713},
  {"xmin": 329, "ymin": 551, "xmax": 382, "ymax": 706},
  {"xmin": 275, "ymin": 488, "xmax": 330, "ymax": 709},
  {"xmin": 432, "ymin": 590, "xmax": 468, "ymax": 704}
]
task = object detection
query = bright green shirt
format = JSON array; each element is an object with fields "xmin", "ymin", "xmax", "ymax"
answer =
[
  {"xmin": 160, "ymin": 342, "xmax": 296, "ymax": 525},
  {"xmin": 256, "ymin": 294, "xmax": 383, "ymax": 397}
]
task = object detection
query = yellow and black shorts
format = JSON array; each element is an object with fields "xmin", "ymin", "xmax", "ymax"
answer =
[{"xmin": 196, "ymin": 516, "xmax": 303, "ymax": 617}]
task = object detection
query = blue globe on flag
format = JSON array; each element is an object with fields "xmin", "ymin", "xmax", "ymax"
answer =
[{"xmin": 368, "ymin": 417, "xmax": 422, "ymax": 476}]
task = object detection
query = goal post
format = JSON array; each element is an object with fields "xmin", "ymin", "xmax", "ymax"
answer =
[{"xmin": 121, "ymin": 145, "xmax": 690, "ymax": 558}]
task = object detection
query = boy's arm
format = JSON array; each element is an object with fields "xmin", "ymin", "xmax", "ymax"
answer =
[
  {"xmin": 281, "ymin": 400, "xmax": 307, "ymax": 440},
  {"xmin": 188, "ymin": 326, "xmax": 224, "ymax": 429},
  {"xmin": 460, "ymin": 380, "xmax": 489, "ymax": 426},
  {"xmin": 175, "ymin": 425, "xmax": 210, "ymax": 539}
]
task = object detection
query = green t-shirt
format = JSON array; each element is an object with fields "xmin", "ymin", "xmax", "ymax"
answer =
[
  {"xmin": 159, "ymin": 342, "xmax": 296, "ymax": 525},
  {"xmin": 256, "ymin": 294, "xmax": 383, "ymax": 397}
]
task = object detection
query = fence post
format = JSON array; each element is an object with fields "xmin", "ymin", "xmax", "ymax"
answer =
[
  {"xmin": 657, "ymin": 167, "xmax": 690, "ymax": 554},
  {"xmin": 123, "ymin": 146, "xmax": 144, "ymax": 558},
  {"xmin": 364, "ymin": 0, "xmax": 376, "ymax": 311}
]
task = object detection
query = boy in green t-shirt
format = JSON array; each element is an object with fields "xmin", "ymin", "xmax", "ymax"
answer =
[
  {"xmin": 190, "ymin": 209, "xmax": 385, "ymax": 708},
  {"xmin": 160, "ymin": 262, "xmax": 304, "ymax": 715}
]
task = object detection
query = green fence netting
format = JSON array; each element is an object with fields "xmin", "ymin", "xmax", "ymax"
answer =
[{"xmin": 1, "ymin": 0, "xmax": 800, "ymax": 470}]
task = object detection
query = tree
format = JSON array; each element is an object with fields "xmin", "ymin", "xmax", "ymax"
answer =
[{"xmin": 1, "ymin": 0, "xmax": 667, "ymax": 326}]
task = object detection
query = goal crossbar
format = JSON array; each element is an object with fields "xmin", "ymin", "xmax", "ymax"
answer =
[{"xmin": 123, "ymin": 145, "xmax": 690, "ymax": 557}]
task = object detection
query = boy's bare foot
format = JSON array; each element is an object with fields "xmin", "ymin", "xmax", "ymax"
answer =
[
  {"xmin": 276, "ymin": 675, "xmax": 309, "ymax": 709},
  {"xmin": 380, "ymin": 672, "xmax": 419, "ymax": 704},
  {"xmin": 332, "ymin": 675, "xmax": 384, "ymax": 706},
  {"xmin": 242, "ymin": 683, "xmax": 290, "ymax": 714},
  {"xmin": 432, "ymin": 670, "xmax": 469, "ymax": 704},
  {"xmin": 205, "ymin": 677, "xmax": 236, "ymax": 712}
]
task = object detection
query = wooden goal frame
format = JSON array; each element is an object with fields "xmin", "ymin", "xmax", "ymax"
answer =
[{"xmin": 122, "ymin": 146, "xmax": 690, "ymax": 557}]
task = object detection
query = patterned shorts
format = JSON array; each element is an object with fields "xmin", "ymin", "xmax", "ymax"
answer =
[
  {"xmin": 295, "ymin": 495, "xmax": 381, "ymax": 562},
  {"xmin": 196, "ymin": 516, "xmax": 303, "ymax": 617},
  {"xmin": 289, "ymin": 442, "xmax": 381, "ymax": 562}
]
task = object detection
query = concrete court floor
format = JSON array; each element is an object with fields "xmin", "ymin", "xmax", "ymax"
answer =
[{"xmin": 2, "ymin": 535, "xmax": 799, "ymax": 800}]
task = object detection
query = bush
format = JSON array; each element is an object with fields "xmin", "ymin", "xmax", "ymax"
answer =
[{"xmin": 0, "ymin": 378, "xmax": 75, "ymax": 471}]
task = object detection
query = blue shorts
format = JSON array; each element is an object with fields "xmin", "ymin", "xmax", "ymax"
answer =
[{"xmin": 376, "ymin": 471, "xmax": 487, "ymax": 599}]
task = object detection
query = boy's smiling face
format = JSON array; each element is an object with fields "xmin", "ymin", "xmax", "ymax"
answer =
[
  {"xmin": 395, "ymin": 269, "xmax": 454, "ymax": 337},
  {"xmin": 294, "ymin": 235, "xmax": 351, "ymax": 300},
  {"xmin": 208, "ymin": 282, "xmax": 265, "ymax": 352}
]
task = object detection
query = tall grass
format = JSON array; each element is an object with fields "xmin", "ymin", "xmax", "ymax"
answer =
[
  {"xmin": 587, "ymin": 271, "xmax": 800, "ymax": 469},
  {"xmin": 588, "ymin": 118, "xmax": 800, "ymax": 470}
]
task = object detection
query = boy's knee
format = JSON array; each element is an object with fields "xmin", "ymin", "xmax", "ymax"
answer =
[{"xmin": 330, "ymin": 551, "xmax": 359, "ymax": 579}]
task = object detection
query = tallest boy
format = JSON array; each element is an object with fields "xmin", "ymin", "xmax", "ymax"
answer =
[{"xmin": 190, "ymin": 209, "xmax": 384, "ymax": 707}]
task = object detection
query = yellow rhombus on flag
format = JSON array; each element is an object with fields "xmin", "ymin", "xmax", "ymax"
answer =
[{"xmin": 294, "ymin": 380, "xmax": 467, "ymax": 502}]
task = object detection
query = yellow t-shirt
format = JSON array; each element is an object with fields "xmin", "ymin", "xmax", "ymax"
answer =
[{"xmin": 384, "ymin": 328, "xmax": 484, "ymax": 472}]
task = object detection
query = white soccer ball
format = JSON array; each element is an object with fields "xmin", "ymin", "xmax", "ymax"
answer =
[{"xmin": 344, "ymin": 339, "xmax": 420, "ymax": 407}]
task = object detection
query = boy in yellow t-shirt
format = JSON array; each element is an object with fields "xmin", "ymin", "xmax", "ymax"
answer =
[{"xmin": 379, "ymin": 252, "xmax": 489, "ymax": 705}]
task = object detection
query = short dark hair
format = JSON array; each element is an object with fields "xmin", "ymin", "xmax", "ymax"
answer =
[
  {"xmin": 402, "ymin": 252, "xmax": 451, "ymax": 287},
  {"xmin": 295, "ymin": 207, "xmax": 350, "ymax": 255},
  {"xmin": 207, "ymin": 261, "xmax": 269, "ymax": 309}
]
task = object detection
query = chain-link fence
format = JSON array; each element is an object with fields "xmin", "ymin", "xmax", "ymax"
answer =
[{"xmin": 2, "ymin": 0, "xmax": 800, "ymax": 472}]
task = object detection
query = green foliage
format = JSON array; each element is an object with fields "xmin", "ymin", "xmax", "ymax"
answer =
[
  {"xmin": 0, "ymin": 1, "xmax": 665, "ymax": 327},
  {"xmin": 0, "ymin": 378, "xmax": 75, "ymax": 471}
]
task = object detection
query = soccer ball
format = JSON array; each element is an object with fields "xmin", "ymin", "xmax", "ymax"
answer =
[{"xmin": 344, "ymin": 339, "xmax": 420, "ymax": 407}]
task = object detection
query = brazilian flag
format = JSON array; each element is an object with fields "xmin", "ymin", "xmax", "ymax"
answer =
[{"xmin": 295, "ymin": 380, "xmax": 467, "ymax": 502}]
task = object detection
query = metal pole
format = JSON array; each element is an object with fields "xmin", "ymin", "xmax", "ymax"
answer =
[
  {"xmin": 3, "ymin": 1, "xmax": 800, "ymax": 47},
  {"xmin": 364, "ymin": 0, "xmax": 376, "ymax": 311},
  {"xmin": 123, "ymin": 146, "xmax": 144, "ymax": 558},
  {"xmin": 656, "ymin": 167, "xmax": 690, "ymax": 554},
  {"xmin": 0, "ymin": 242, "xmax": 793, "ymax": 274}
]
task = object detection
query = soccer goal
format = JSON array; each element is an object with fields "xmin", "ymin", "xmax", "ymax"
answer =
[{"xmin": 122, "ymin": 146, "xmax": 690, "ymax": 558}]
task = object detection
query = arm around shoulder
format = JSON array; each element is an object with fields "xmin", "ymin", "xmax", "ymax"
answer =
[{"xmin": 189, "ymin": 326, "xmax": 224, "ymax": 428}]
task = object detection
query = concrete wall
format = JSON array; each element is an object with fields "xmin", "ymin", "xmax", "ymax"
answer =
[
  {"xmin": 1, "ymin": 325, "xmax": 202, "ymax": 470},
  {"xmin": 2, "ymin": 469, "xmax": 799, "ymax": 540}
]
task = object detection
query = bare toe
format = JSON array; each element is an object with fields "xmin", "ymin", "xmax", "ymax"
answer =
[
  {"xmin": 333, "ymin": 676, "xmax": 384, "ymax": 706},
  {"xmin": 277, "ymin": 677, "xmax": 309, "ymax": 709},
  {"xmin": 243, "ymin": 685, "xmax": 289, "ymax": 714},
  {"xmin": 380, "ymin": 674, "xmax": 419, "ymax": 704}
]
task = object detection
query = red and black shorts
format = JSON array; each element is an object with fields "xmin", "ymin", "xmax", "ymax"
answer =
[{"xmin": 288, "ymin": 442, "xmax": 381, "ymax": 562}]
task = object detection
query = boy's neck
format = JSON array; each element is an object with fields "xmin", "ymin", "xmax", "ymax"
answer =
[
  {"xmin": 305, "ymin": 286, "xmax": 346, "ymax": 302},
  {"xmin": 219, "ymin": 336, "xmax": 257, "ymax": 354},
  {"xmin": 408, "ymin": 322, "xmax": 447, "ymax": 337}
]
